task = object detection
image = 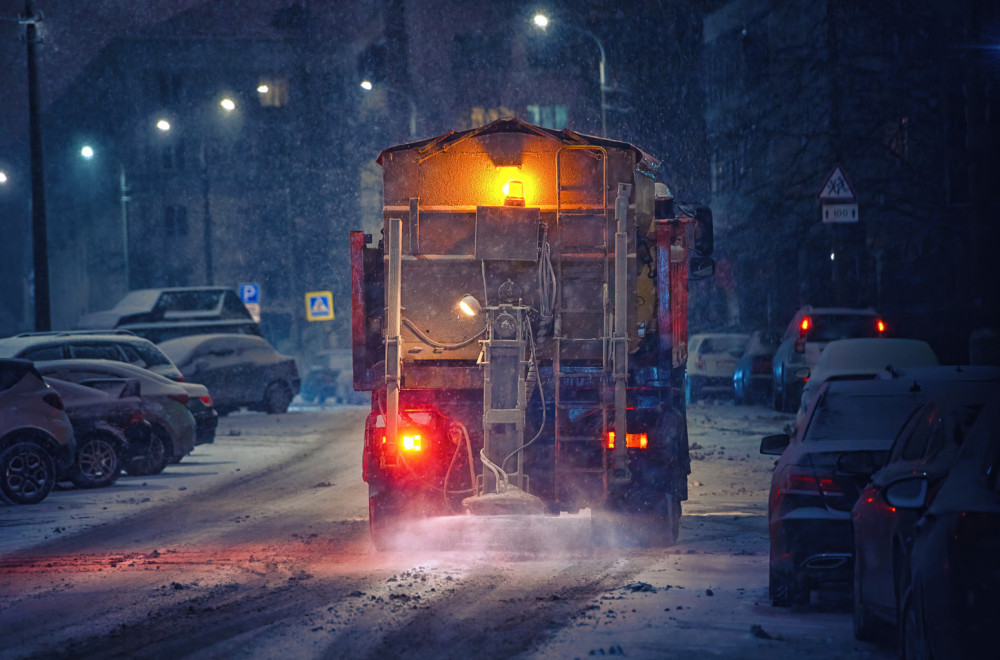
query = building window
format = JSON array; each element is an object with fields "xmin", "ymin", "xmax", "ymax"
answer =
[
  {"xmin": 470, "ymin": 106, "xmax": 515, "ymax": 128},
  {"xmin": 164, "ymin": 205, "xmax": 189, "ymax": 236},
  {"xmin": 257, "ymin": 77, "xmax": 290, "ymax": 107},
  {"xmin": 526, "ymin": 105, "xmax": 568, "ymax": 130}
]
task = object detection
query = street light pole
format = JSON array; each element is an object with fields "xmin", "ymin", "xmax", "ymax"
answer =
[
  {"xmin": 361, "ymin": 80, "xmax": 418, "ymax": 139},
  {"xmin": 119, "ymin": 164, "xmax": 130, "ymax": 290},
  {"xmin": 533, "ymin": 13, "xmax": 608, "ymax": 138},
  {"xmin": 23, "ymin": 0, "xmax": 50, "ymax": 330}
]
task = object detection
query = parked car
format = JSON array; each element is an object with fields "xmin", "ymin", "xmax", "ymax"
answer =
[
  {"xmin": 850, "ymin": 366, "xmax": 1000, "ymax": 641},
  {"xmin": 685, "ymin": 333, "xmax": 749, "ymax": 402},
  {"xmin": 45, "ymin": 377, "xmax": 152, "ymax": 489},
  {"xmin": 0, "ymin": 330, "xmax": 183, "ymax": 381},
  {"xmin": 36, "ymin": 359, "xmax": 197, "ymax": 475},
  {"xmin": 893, "ymin": 394, "xmax": 1000, "ymax": 659},
  {"xmin": 299, "ymin": 349, "xmax": 360, "ymax": 404},
  {"xmin": 0, "ymin": 359, "xmax": 75, "ymax": 504},
  {"xmin": 75, "ymin": 287, "xmax": 260, "ymax": 343},
  {"xmin": 158, "ymin": 334, "xmax": 300, "ymax": 414},
  {"xmin": 732, "ymin": 330, "xmax": 781, "ymax": 405},
  {"xmin": 760, "ymin": 377, "xmax": 929, "ymax": 606},
  {"xmin": 771, "ymin": 306, "xmax": 885, "ymax": 412},
  {"xmin": 796, "ymin": 338, "xmax": 939, "ymax": 426}
]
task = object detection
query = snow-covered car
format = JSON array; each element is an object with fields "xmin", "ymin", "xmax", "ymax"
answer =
[
  {"xmin": 0, "ymin": 358, "xmax": 75, "ymax": 504},
  {"xmin": 795, "ymin": 337, "xmax": 939, "ymax": 426},
  {"xmin": 892, "ymin": 393, "xmax": 1000, "ymax": 658},
  {"xmin": 158, "ymin": 334, "xmax": 300, "ymax": 415},
  {"xmin": 771, "ymin": 306, "xmax": 885, "ymax": 412},
  {"xmin": 0, "ymin": 330, "xmax": 184, "ymax": 381},
  {"xmin": 45, "ymin": 377, "xmax": 152, "ymax": 489},
  {"xmin": 299, "ymin": 349, "xmax": 361, "ymax": 404},
  {"xmin": 732, "ymin": 329, "xmax": 780, "ymax": 405},
  {"xmin": 760, "ymin": 377, "xmax": 928, "ymax": 606},
  {"xmin": 685, "ymin": 333, "xmax": 749, "ymax": 402},
  {"xmin": 36, "ymin": 359, "xmax": 196, "ymax": 475},
  {"xmin": 850, "ymin": 366, "xmax": 1000, "ymax": 641},
  {"xmin": 74, "ymin": 287, "xmax": 260, "ymax": 343}
]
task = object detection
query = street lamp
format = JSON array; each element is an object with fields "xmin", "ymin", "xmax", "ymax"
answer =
[
  {"xmin": 360, "ymin": 80, "xmax": 418, "ymax": 139},
  {"xmin": 78, "ymin": 144, "xmax": 131, "ymax": 290},
  {"xmin": 532, "ymin": 12, "xmax": 608, "ymax": 138},
  {"xmin": 154, "ymin": 96, "xmax": 237, "ymax": 285}
]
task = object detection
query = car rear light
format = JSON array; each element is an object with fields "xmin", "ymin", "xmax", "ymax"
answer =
[
  {"xmin": 606, "ymin": 431, "xmax": 648, "ymax": 449},
  {"xmin": 177, "ymin": 375, "xmax": 184, "ymax": 382},
  {"xmin": 168, "ymin": 393, "xmax": 190, "ymax": 405},
  {"xmin": 129, "ymin": 411, "xmax": 144, "ymax": 424},
  {"xmin": 43, "ymin": 391, "xmax": 65, "ymax": 410},
  {"xmin": 778, "ymin": 466, "xmax": 844, "ymax": 497},
  {"xmin": 799, "ymin": 317, "xmax": 811, "ymax": 334},
  {"xmin": 199, "ymin": 394, "xmax": 213, "ymax": 407},
  {"xmin": 876, "ymin": 319, "xmax": 886, "ymax": 334},
  {"xmin": 696, "ymin": 357, "xmax": 704, "ymax": 369}
]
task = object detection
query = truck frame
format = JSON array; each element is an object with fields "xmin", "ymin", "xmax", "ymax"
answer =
[{"xmin": 350, "ymin": 119, "xmax": 712, "ymax": 549}]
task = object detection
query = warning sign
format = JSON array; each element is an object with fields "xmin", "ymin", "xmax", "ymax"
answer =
[
  {"xmin": 305, "ymin": 291, "xmax": 334, "ymax": 321},
  {"xmin": 818, "ymin": 166, "xmax": 856, "ymax": 201}
]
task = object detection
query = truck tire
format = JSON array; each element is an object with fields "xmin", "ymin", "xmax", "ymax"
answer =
[
  {"xmin": 592, "ymin": 495, "xmax": 680, "ymax": 548},
  {"xmin": 369, "ymin": 489, "xmax": 401, "ymax": 551}
]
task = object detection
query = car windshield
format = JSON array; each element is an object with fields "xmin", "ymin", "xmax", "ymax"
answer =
[
  {"xmin": 808, "ymin": 315, "xmax": 879, "ymax": 342},
  {"xmin": 805, "ymin": 393, "xmax": 918, "ymax": 442}
]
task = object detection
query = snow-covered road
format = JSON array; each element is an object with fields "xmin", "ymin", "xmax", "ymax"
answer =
[{"xmin": 0, "ymin": 402, "xmax": 892, "ymax": 659}]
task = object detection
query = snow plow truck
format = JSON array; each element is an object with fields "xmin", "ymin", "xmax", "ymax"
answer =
[{"xmin": 350, "ymin": 119, "xmax": 713, "ymax": 550}]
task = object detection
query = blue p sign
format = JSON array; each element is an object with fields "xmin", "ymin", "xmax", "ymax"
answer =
[{"xmin": 239, "ymin": 283, "xmax": 260, "ymax": 304}]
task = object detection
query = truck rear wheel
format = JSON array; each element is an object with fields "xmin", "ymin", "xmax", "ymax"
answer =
[{"xmin": 368, "ymin": 488, "xmax": 402, "ymax": 551}]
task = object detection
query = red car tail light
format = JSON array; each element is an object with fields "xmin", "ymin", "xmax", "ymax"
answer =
[
  {"xmin": 778, "ymin": 466, "xmax": 844, "ymax": 498},
  {"xmin": 199, "ymin": 394, "xmax": 213, "ymax": 407},
  {"xmin": 42, "ymin": 391, "xmax": 65, "ymax": 410},
  {"xmin": 168, "ymin": 393, "xmax": 190, "ymax": 405}
]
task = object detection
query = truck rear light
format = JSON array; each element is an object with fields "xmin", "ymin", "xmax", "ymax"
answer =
[
  {"xmin": 606, "ymin": 431, "xmax": 648, "ymax": 449},
  {"xmin": 401, "ymin": 433, "xmax": 422, "ymax": 451},
  {"xmin": 43, "ymin": 391, "xmax": 65, "ymax": 410}
]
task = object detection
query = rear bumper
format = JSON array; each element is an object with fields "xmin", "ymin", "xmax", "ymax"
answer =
[{"xmin": 771, "ymin": 514, "xmax": 853, "ymax": 586}]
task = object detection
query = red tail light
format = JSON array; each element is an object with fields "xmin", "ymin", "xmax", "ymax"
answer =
[
  {"xmin": 199, "ymin": 394, "xmax": 213, "ymax": 406},
  {"xmin": 129, "ymin": 410, "xmax": 144, "ymax": 424},
  {"xmin": 876, "ymin": 319, "xmax": 886, "ymax": 334},
  {"xmin": 696, "ymin": 357, "xmax": 704, "ymax": 369},
  {"xmin": 778, "ymin": 467, "xmax": 844, "ymax": 497},
  {"xmin": 43, "ymin": 392, "xmax": 65, "ymax": 410},
  {"xmin": 607, "ymin": 431, "xmax": 648, "ymax": 449},
  {"xmin": 799, "ymin": 317, "xmax": 811, "ymax": 334},
  {"xmin": 168, "ymin": 393, "xmax": 190, "ymax": 405}
]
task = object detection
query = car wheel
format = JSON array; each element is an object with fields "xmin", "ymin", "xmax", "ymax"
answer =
[
  {"xmin": 734, "ymin": 375, "xmax": 745, "ymax": 405},
  {"xmin": 900, "ymin": 587, "xmax": 929, "ymax": 660},
  {"xmin": 769, "ymin": 562, "xmax": 808, "ymax": 607},
  {"xmin": 127, "ymin": 427, "xmax": 170, "ymax": 476},
  {"xmin": 71, "ymin": 432, "xmax": 121, "ymax": 489},
  {"xmin": 0, "ymin": 442, "xmax": 57, "ymax": 505},
  {"xmin": 263, "ymin": 382, "xmax": 293, "ymax": 414},
  {"xmin": 853, "ymin": 548, "xmax": 885, "ymax": 642}
]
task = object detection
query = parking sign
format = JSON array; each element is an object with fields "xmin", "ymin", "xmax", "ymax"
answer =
[{"xmin": 239, "ymin": 283, "xmax": 260, "ymax": 304}]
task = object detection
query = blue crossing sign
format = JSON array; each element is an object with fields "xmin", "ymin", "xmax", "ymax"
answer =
[
  {"xmin": 239, "ymin": 283, "xmax": 260, "ymax": 304},
  {"xmin": 305, "ymin": 291, "xmax": 334, "ymax": 321}
]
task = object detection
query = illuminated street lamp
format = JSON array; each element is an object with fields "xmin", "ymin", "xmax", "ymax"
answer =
[
  {"xmin": 0, "ymin": 171, "xmax": 7, "ymax": 184},
  {"xmin": 360, "ymin": 80, "xmax": 417, "ymax": 139},
  {"xmin": 154, "ymin": 97, "xmax": 237, "ymax": 285},
  {"xmin": 532, "ymin": 12, "xmax": 608, "ymax": 137},
  {"xmin": 79, "ymin": 144, "xmax": 131, "ymax": 290}
]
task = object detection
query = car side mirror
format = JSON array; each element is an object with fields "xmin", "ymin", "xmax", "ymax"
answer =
[
  {"xmin": 760, "ymin": 433, "xmax": 790, "ymax": 455},
  {"xmin": 837, "ymin": 450, "xmax": 877, "ymax": 475},
  {"xmin": 884, "ymin": 477, "xmax": 929, "ymax": 509}
]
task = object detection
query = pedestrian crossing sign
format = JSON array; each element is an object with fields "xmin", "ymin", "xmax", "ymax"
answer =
[{"xmin": 305, "ymin": 291, "xmax": 334, "ymax": 321}]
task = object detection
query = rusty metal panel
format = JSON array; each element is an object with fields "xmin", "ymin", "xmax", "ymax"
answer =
[{"xmin": 474, "ymin": 206, "xmax": 540, "ymax": 261}]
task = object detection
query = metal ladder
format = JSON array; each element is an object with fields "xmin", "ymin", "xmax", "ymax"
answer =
[{"xmin": 552, "ymin": 146, "xmax": 612, "ymax": 494}]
